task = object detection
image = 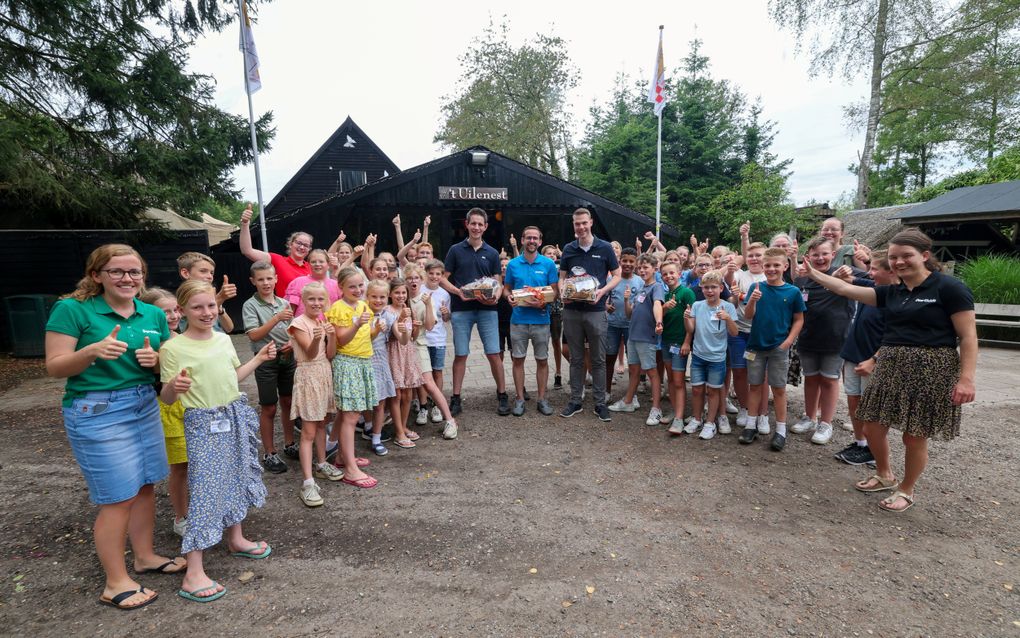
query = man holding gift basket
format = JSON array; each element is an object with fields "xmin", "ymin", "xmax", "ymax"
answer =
[
  {"xmin": 503, "ymin": 226, "xmax": 559, "ymax": 417},
  {"xmin": 441, "ymin": 208, "xmax": 511, "ymax": 416},
  {"xmin": 558, "ymin": 208, "xmax": 622, "ymax": 421}
]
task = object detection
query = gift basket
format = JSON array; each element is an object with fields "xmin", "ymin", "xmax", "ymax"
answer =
[
  {"xmin": 561, "ymin": 271, "xmax": 599, "ymax": 302},
  {"xmin": 512, "ymin": 285, "xmax": 556, "ymax": 306},
  {"xmin": 460, "ymin": 276, "xmax": 500, "ymax": 300}
]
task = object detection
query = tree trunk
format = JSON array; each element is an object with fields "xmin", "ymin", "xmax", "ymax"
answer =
[
  {"xmin": 856, "ymin": 0, "xmax": 891, "ymax": 209},
  {"xmin": 987, "ymin": 22, "xmax": 1000, "ymax": 161}
]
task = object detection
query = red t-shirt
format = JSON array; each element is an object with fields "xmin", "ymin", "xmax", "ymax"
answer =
[{"xmin": 269, "ymin": 253, "xmax": 311, "ymax": 298}]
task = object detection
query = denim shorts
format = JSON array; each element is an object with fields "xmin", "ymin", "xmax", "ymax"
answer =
[
  {"xmin": 747, "ymin": 347, "xmax": 791, "ymax": 387},
  {"xmin": 663, "ymin": 342, "xmax": 688, "ymax": 372},
  {"xmin": 800, "ymin": 350, "xmax": 843, "ymax": 379},
  {"xmin": 428, "ymin": 346, "xmax": 446, "ymax": 370},
  {"xmin": 606, "ymin": 324, "xmax": 629, "ymax": 355},
  {"xmin": 626, "ymin": 339, "xmax": 657, "ymax": 370},
  {"xmin": 689, "ymin": 354, "xmax": 727, "ymax": 388},
  {"xmin": 727, "ymin": 332, "xmax": 750, "ymax": 369},
  {"xmin": 842, "ymin": 360, "xmax": 871, "ymax": 396},
  {"xmin": 62, "ymin": 385, "xmax": 169, "ymax": 505},
  {"xmin": 451, "ymin": 310, "xmax": 500, "ymax": 356},
  {"xmin": 510, "ymin": 323, "xmax": 550, "ymax": 360}
]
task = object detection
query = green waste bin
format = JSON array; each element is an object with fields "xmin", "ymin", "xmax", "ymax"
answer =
[{"xmin": 4, "ymin": 295, "xmax": 58, "ymax": 357}]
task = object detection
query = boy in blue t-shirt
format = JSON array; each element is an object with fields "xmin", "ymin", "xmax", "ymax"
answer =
[
  {"xmin": 681, "ymin": 271, "xmax": 738, "ymax": 440},
  {"xmin": 604, "ymin": 248, "xmax": 642, "ymax": 401},
  {"xmin": 609, "ymin": 254, "xmax": 665, "ymax": 426},
  {"xmin": 741, "ymin": 247, "xmax": 806, "ymax": 451}
]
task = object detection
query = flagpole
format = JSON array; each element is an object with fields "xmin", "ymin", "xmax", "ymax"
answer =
[
  {"xmin": 654, "ymin": 25, "xmax": 663, "ymax": 241},
  {"xmin": 238, "ymin": 0, "xmax": 268, "ymax": 252}
]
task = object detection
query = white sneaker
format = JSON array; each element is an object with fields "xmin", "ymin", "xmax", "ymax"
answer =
[
  {"xmin": 442, "ymin": 420, "xmax": 458, "ymax": 440},
  {"xmin": 172, "ymin": 516, "xmax": 187, "ymax": 537},
  {"xmin": 314, "ymin": 462, "xmax": 345, "ymax": 482},
  {"xmin": 699, "ymin": 421, "xmax": 717, "ymax": 440},
  {"xmin": 725, "ymin": 398, "xmax": 738, "ymax": 414},
  {"xmin": 668, "ymin": 418, "xmax": 685, "ymax": 434},
  {"xmin": 608, "ymin": 398, "xmax": 639, "ymax": 413},
  {"xmin": 838, "ymin": 420, "xmax": 854, "ymax": 432},
  {"xmin": 684, "ymin": 418, "xmax": 702, "ymax": 434},
  {"xmin": 430, "ymin": 406, "xmax": 443, "ymax": 423},
  {"xmin": 756, "ymin": 415, "xmax": 771, "ymax": 435},
  {"xmin": 300, "ymin": 482, "xmax": 323, "ymax": 508},
  {"xmin": 416, "ymin": 408, "xmax": 428, "ymax": 425},
  {"xmin": 791, "ymin": 415, "xmax": 816, "ymax": 434},
  {"xmin": 736, "ymin": 408, "xmax": 748, "ymax": 427},
  {"xmin": 645, "ymin": 407, "xmax": 663, "ymax": 426},
  {"xmin": 811, "ymin": 421, "xmax": 834, "ymax": 445},
  {"xmin": 716, "ymin": 414, "xmax": 731, "ymax": 434}
]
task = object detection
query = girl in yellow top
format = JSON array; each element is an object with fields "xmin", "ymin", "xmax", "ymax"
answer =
[
  {"xmin": 325, "ymin": 267, "xmax": 379, "ymax": 488},
  {"xmin": 159, "ymin": 280, "xmax": 276, "ymax": 603}
]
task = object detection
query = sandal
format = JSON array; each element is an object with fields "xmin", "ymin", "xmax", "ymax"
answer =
[
  {"xmin": 231, "ymin": 542, "xmax": 272, "ymax": 559},
  {"xmin": 855, "ymin": 474, "xmax": 898, "ymax": 493},
  {"xmin": 135, "ymin": 557, "xmax": 186, "ymax": 575},
  {"xmin": 335, "ymin": 457, "xmax": 371, "ymax": 468},
  {"xmin": 99, "ymin": 587, "xmax": 158, "ymax": 610},
  {"xmin": 341, "ymin": 474, "xmax": 378, "ymax": 489},
  {"xmin": 879, "ymin": 490, "xmax": 915, "ymax": 513},
  {"xmin": 178, "ymin": 582, "xmax": 227, "ymax": 603},
  {"xmin": 394, "ymin": 438, "xmax": 416, "ymax": 449},
  {"xmin": 405, "ymin": 430, "xmax": 420, "ymax": 441}
]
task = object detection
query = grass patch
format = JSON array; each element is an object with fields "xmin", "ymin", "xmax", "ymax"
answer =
[{"xmin": 958, "ymin": 255, "xmax": 1020, "ymax": 305}]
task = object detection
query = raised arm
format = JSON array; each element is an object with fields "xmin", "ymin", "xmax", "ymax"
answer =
[
  {"xmin": 392, "ymin": 214, "xmax": 405, "ymax": 253},
  {"xmin": 802, "ymin": 259, "xmax": 878, "ymax": 306},
  {"xmin": 360, "ymin": 234, "xmax": 377, "ymax": 273},
  {"xmin": 739, "ymin": 220, "xmax": 751, "ymax": 257},
  {"xmin": 421, "ymin": 215, "xmax": 430, "ymax": 246},
  {"xmin": 239, "ymin": 205, "xmax": 271, "ymax": 263}
]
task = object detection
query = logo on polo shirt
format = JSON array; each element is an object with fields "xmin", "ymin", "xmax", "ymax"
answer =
[{"xmin": 915, "ymin": 298, "xmax": 936, "ymax": 303}]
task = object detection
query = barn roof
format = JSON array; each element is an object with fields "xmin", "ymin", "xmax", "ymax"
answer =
[{"xmin": 893, "ymin": 180, "xmax": 1020, "ymax": 222}]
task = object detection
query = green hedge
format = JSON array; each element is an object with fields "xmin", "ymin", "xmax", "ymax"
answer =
[{"xmin": 958, "ymin": 255, "xmax": 1020, "ymax": 344}]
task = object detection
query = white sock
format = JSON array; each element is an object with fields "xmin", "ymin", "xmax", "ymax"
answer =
[
  {"xmin": 303, "ymin": 478, "xmax": 314, "ymax": 487},
  {"xmin": 372, "ymin": 433, "xmax": 382, "ymax": 445},
  {"xmin": 744, "ymin": 415, "xmax": 756, "ymax": 430},
  {"xmin": 856, "ymin": 439, "xmax": 868, "ymax": 447},
  {"xmin": 776, "ymin": 421, "xmax": 787, "ymax": 436},
  {"xmin": 365, "ymin": 420, "xmax": 374, "ymax": 431}
]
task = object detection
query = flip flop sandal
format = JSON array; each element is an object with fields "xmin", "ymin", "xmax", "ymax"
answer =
[
  {"xmin": 178, "ymin": 582, "xmax": 227, "ymax": 603},
  {"xmin": 854, "ymin": 474, "xmax": 898, "ymax": 493},
  {"xmin": 394, "ymin": 438, "xmax": 416, "ymax": 449},
  {"xmin": 336, "ymin": 457, "xmax": 371, "ymax": 468},
  {"xmin": 135, "ymin": 557, "xmax": 186, "ymax": 575},
  {"xmin": 879, "ymin": 490, "xmax": 915, "ymax": 513},
  {"xmin": 99, "ymin": 587, "xmax": 158, "ymax": 610},
  {"xmin": 405, "ymin": 431, "xmax": 421, "ymax": 441},
  {"xmin": 231, "ymin": 542, "xmax": 272, "ymax": 559},
  {"xmin": 341, "ymin": 475, "xmax": 378, "ymax": 489}
]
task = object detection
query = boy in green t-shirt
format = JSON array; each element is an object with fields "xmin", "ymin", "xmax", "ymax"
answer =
[{"xmin": 660, "ymin": 262, "xmax": 697, "ymax": 433}]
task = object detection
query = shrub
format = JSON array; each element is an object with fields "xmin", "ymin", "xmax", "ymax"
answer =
[{"xmin": 958, "ymin": 255, "xmax": 1020, "ymax": 305}]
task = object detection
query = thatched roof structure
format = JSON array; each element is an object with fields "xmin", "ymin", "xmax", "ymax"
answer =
[{"xmin": 843, "ymin": 203, "xmax": 917, "ymax": 248}]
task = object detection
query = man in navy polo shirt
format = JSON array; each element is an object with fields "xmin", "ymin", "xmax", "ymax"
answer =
[
  {"xmin": 503, "ymin": 226, "xmax": 559, "ymax": 417},
  {"xmin": 441, "ymin": 208, "xmax": 510, "ymax": 416},
  {"xmin": 558, "ymin": 207, "xmax": 622, "ymax": 421}
]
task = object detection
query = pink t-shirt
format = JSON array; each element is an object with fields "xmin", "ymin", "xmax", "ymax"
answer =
[{"xmin": 284, "ymin": 275, "xmax": 341, "ymax": 318}]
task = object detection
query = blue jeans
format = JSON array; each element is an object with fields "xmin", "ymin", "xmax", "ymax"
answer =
[
  {"xmin": 689, "ymin": 354, "xmax": 727, "ymax": 388},
  {"xmin": 451, "ymin": 310, "xmax": 500, "ymax": 356},
  {"xmin": 606, "ymin": 324, "xmax": 629, "ymax": 355}
]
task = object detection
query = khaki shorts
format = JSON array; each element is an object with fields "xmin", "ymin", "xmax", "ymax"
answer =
[{"xmin": 510, "ymin": 323, "xmax": 550, "ymax": 360}]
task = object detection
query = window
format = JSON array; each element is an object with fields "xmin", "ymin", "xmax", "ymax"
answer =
[{"xmin": 339, "ymin": 170, "xmax": 367, "ymax": 192}]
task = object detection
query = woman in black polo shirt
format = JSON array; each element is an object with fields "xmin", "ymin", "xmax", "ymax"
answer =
[{"xmin": 801, "ymin": 229, "xmax": 977, "ymax": 513}]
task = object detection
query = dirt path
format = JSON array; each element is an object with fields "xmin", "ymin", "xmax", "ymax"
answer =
[{"xmin": 0, "ymin": 352, "xmax": 1017, "ymax": 636}]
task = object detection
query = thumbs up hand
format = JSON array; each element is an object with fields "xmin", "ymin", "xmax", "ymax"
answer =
[
  {"xmin": 94, "ymin": 325, "xmax": 128, "ymax": 360},
  {"xmin": 135, "ymin": 336, "xmax": 158, "ymax": 368},
  {"xmin": 172, "ymin": 369, "xmax": 192, "ymax": 394},
  {"xmin": 217, "ymin": 274, "xmax": 237, "ymax": 304}
]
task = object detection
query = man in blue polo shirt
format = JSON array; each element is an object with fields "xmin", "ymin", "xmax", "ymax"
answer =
[
  {"xmin": 503, "ymin": 226, "xmax": 559, "ymax": 417},
  {"xmin": 558, "ymin": 207, "xmax": 622, "ymax": 421},
  {"xmin": 441, "ymin": 208, "xmax": 510, "ymax": 416}
]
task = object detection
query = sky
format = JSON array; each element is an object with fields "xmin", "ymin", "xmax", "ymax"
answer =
[{"xmin": 188, "ymin": 0, "xmax": 869, "ymax": 208}]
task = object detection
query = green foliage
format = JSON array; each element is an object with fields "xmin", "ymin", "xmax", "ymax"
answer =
[
  {"xmin": 574, "ymin": 40, "xmax": 791, "ymax": 241},
  {"xmin": 907, "ymin": 144, "xmax": 1020, "ymax": 202},
  {"xmin": 958, "ymin": 255, "xmax": 1020, "ymax": 304},
  {"xmin": 0, "ymin": 0, "xmax": 275, "ymax": 229},
  {"xmin": 707, "ymin": 163, "xmax": 811, "ymax": 246},
  {"xmin": 435, "ymin": 18, "xmax": 576, "ymax": 178},
  {"xmin": 200, "ymin": 198, "xmax": 248, "ymax": 225}
]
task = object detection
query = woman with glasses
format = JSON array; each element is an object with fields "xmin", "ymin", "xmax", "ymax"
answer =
[
  {"xmin": 45, "ymin": 244, "xmax": 185, "ymax": 610},
  {"xmin": 240, "ymin": 204, "xmax": 313, "ymax": 297}
]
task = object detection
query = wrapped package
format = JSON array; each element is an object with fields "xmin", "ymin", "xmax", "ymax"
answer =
[
  {"xmin": 561, "ymin": 273, "xmax": 599, "ymax": 302},
  {"xmin": 460, "ymin": 276, "xmax": 500, "ymax": 300},
  {"xmin": 512, "ymin": 285, "xmax": 556, "ymax": 307}
]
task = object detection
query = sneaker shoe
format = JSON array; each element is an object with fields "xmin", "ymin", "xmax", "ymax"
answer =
[
  {"xmin": 292, "ymin": 417, "xmax": 303, "ymax": 432},
  {"xmin": 838, "ymin": 419, "xmax": 854, "ymax": 432},
  {"xmin": 497, "ymin": 392, "xmax": 511, "ymax": 416},
  {"xmin": 699, "ymin": 421, "xmax": 717, "ymax": 440},
  {"xmin": 594, "ymin": 404, "xmax": 612, "ymax": 422},
  {"xmin": 262, "ymin": 452, "xmax": 288, "ymax": 474},
  {"xmin": 512, "ymin": 398, "xmax": 526, "ymax": 417},
  {"xmin": 360, "ymin": 429, "xmax": 393, "ymax": 443},
  {"xmin": 416, "ymin": 408, "xmax": 428, "ymax": 426},
  {"xmin": 314, "ymin": 462, "xmax": 345, "ymax": 481},
  {"xmin": 738, "ymin": 427, "xmax": 757, "ymax": 444},
  {"xmin": 283, "ymin": 442, "xmax": 299, "ymax": 459},
  {"xmin": 560, "ymin": 402, "xmax": 583, "ymax": 418},
  {"xmin": 300, "ymin": 482, "xmax": 323, "ymax": 508},
  {"xmin": 430, "ymin": 406, "xmax": 443, "ymax": 423},
  {"xmin": 442, "ymin": 420, "xmax": 458, "ymax": 440},
  {"xmin": 668, "ymin": 418, "xmax": 685, "ymax": 434},
  {"xmin": 736, "ymin": 408, "xmax": 748, "ymax": 427},
  {"xmin": 172, "ymin": 516, "xmax": 187, "ymax": 537},
  {"xmin": 840, "ymin": 444, "xmax": 875, "ymax": 466},
  {"xmin": 645, "ymin": 407, "xmax": 663, "ymax": 426},
  {"xmin": 536, "ymin": 399, "xmax": 554, "ymax": 416},
  {"xmin": 371, "ymin": 443, "xmax": 389, "ymax": 456},
  {"xmin": 637, "ymin": 379, "xmax": 649, "ymax": 394},
  {"xmin": 791, "ymin": 415, "xmax": 816, "ymax": 434},
  {"xmin": 716, "ymin": 414, "xmax": 731, "ymax": 434},
  {"xmin": 725, "ymin": 398, "xmax": 738, "ymax": 414},
  {"xmin": 449, "ymin": 395, "xmax": 462, "ymax": 416},
  {"xmin": 811, "ymin": 421, "xmax": 834, "ymax": 445},
  {"xmin": 683, "ymin": 418, "xmax": 702, "ymax": 435},
  {"xmin": 770, "ymin": 432, "xmax": 787, "ymax": 451},
  {"xmin": 608, "ymin": 398, "xmax": 639, "ymax": 413},
  {"xmin": 325, "ymin": 441, "xmax": 339, "ymax": 463},
  {"xmin": 833, "ymin": 442, "xmax": 857, "ymax": 462},
  {"xmin": 553, "ymin": 375, "xmax": 563, "ymax": 390},
  {"xmin": 410, "ymin": 399, "xmax": 421, "ymax": 414},
  {"xmin": 756, "ymin": 415, "xmax": 771, "ymax": 435}
]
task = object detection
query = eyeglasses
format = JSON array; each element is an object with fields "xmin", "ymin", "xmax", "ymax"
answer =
[
  {"xmin": 101, "ymin": 269, "xmax": 144, "ymax": 280},
  {"xmin": 292, "ymin": 240, "xmax": 312, "ymax": 249}
]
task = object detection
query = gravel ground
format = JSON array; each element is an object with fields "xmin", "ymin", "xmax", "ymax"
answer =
[{"xmin": 0, "ymin": 355, "xmax": 1017, "ymax": 637}]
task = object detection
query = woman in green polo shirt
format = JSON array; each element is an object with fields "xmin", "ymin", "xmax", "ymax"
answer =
[{"xmin": 45, "ymin": 244, "xmax": 185, "ymax": 610}]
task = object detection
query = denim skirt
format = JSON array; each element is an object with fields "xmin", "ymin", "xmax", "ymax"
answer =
[{"xmin": 62, "ymin": 384, "xmax": 168, "ymax": 505}]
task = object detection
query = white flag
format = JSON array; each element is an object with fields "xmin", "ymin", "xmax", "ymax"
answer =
[
  {"xmin": 647, "ymin": 28, "xmax": 666, "ymax": 116},
  {"xmin": 239, "ymin": 1, "xmax": 261, "ymax": 94}
]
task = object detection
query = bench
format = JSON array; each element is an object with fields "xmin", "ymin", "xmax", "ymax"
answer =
[{"xmin": 975, "ymin": 303, "xmax": 1020, "ymax": 348}]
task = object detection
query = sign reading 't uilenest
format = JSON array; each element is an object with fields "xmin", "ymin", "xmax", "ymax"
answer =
[{"xmin": 438, "ymin": 186, "xmax": 508, "ymax": 201}]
